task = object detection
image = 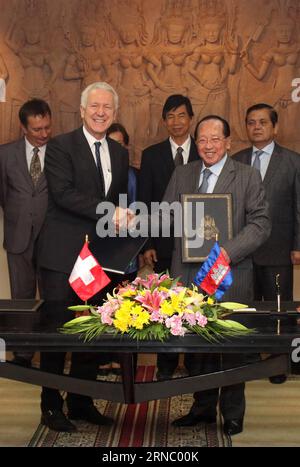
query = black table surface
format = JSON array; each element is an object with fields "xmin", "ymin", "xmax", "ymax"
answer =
[{"xmin": 0, "ymin": 300, "xmax": 300, "ymax": 354}]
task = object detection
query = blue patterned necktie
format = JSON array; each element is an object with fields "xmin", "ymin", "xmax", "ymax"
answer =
[
  {"xmin": 94, "ymin": 141, "xmax": 105, "ymax": 194},
  {"xmin": 198, "ymin": 168, "xmax": 212, "ymax": 193}
]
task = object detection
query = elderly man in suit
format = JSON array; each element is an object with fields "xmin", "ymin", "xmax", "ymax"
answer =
[
  {"xmin": 37, "ymin": 82, "xmax": 129, "ymax": 432},
  {"xmin": 163, "ymin": 115, "xmax": 270, "ymax": 435},
  {"xmin": 0, "ymin": 99, "xmax": 52, "ymax": 365},
  {"xmin": 233, "ymin": 103, "xmax": 300, "ymax": 385},
  {"xmin": 139, "ymin": 94, "xmax": 198, "ymax": 380}
]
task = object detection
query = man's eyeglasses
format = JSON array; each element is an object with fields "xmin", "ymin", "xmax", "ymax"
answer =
[{"xmin": 197, "ymin": 137, "xmax": 226, "ymax": 145}]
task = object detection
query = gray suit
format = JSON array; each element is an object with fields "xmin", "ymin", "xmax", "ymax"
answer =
[
  {"xmin": 163, "ymin": 157, "xmax": 271, "ymax": 302},
  {"xmin": 0, "ymin": 138, "xmax": 48, "ymax": 298},
  {"xmin": 233, "ymin": 143, "xmax": 300, "ymax": 300},
  {"xmin": 162, "ymin": 156, "xmax": 271, "ymax": 420}
]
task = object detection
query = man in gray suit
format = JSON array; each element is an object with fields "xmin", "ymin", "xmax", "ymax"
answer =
[
  {"xmin": 163, "ymin": 115, "xmax": 270, "ymax": 435},
  {"xmin": 0, "ymin": 99, "xmax": 51, "ymax": 365}
]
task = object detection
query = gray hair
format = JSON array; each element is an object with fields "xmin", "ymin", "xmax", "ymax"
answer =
[{"xmin": 80, "ymin": 82, "xmax": 119, "ymax": 110}]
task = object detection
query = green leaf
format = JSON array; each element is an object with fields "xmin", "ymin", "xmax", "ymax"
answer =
[
  {"xmin": 220, "ymin": 302, "xmax": 248, "ymax": 310},
  {"xmin": 62, "ymin": 316, "xmax": 93, "ymax": 327},
  {"xmin": 68, "ymin": 305, "xmax": 92, "ymax": 311}
]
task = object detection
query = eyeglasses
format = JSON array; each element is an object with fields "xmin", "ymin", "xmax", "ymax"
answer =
[{"xmin": 196, "ymin": 137, "xmax": 226, "ymax": 145}]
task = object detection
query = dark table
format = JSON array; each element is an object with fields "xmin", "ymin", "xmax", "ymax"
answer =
[{"xmin": 0, "ymin": 300, "xmax": 300, "ymax": 404}]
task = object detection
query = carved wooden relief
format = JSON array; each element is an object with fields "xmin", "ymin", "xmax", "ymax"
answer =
[{"xmin": 1, "ymin": 0, "xmax": 300, "ymax": 165}]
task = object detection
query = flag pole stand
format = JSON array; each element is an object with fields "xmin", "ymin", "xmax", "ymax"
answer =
[{"xmin": 276, "ymin": 274, "xmax": 281, "ymax": 335}]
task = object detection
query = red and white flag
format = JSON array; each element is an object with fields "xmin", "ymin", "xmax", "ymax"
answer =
[{"xmin": 69, "ymin": 242, "xmax": 111, "ymax": 301}]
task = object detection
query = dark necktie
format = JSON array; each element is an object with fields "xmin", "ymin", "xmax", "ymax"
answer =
[
  {"xmin": 30, "ymin": 147, "xmax": 41, "ymax": 186},
  {"xmin": 94, "ymin": 141, "xmax": 105, "ymax": 195},
  {"xmin": 198, "ymin": 168, "xmax": 212, "ymax": 193},
  {"xmin": 174, "ymin": 147, "xmax": 184, "ymax": 166},
  {"xmin": 252, "ymin": 150, "xmax": 264, "ymax": 173}
]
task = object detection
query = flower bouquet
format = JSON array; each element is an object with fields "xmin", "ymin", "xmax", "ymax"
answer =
[{"xmin": 61, "ymin": 273, "xmax": 253, "ymax": 342}]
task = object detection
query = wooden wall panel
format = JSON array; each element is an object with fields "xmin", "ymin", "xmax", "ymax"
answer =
[{"xmin": 0, "ymin": 0, "xmax": 300, "ymax": 166}]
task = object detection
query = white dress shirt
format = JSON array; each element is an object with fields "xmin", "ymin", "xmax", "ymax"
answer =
[
  {"xmin": 83, "ymin": 126, "xmax": 112, "ymax": 195},
  {"xmin": 199, "ymin": 155, "xmax": 228, "ymax": 193}
]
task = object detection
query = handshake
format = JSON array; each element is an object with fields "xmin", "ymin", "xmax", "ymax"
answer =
[{"xmin": 113, "ymin": 206, "xmax": 136, "ymax": 233}]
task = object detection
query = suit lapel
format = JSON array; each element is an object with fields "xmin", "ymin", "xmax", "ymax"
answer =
[
  {"xmin": 213, "ymin": 157, "xmax": 236, "ymax": 193},
  {"xmin": 263, "ymin": 144, "xmax": 282, "ymax": 187},
  {"xmin": 242, "ymin": 148, "xmax": 252, "ymax": 165},
  {"xmin": 75, "ymin": 127, "xmax": 103, "ymax": 193},
  {"xmin": 106, "ymin": 138, "xmax": 119, "ymax": 200},
  {"xmin": 15, "ymin": 139, "xmax": 34, "ymax": 187},
  {"xmin": 162, "ymin": 139, "xmax": 175, "ymax": 175},
  {"xmin": 188, "ymin": 138, "xmax": 199, "ymax": 162}
]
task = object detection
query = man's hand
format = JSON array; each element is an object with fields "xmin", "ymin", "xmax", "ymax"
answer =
[
  {"xmin": 291, "ymin": 250, "xmax": 300, "ymax": 265},
  {"xmin": 221, "ymin": 247, "xmax": 231, "ymax": 264},
  {"xmin": 143, "ymin": 249, "xmax": 157, "ymax": 268},
  {"xmin": 113, "ymin": 207, "xmax": 135, "ymax": 233}
]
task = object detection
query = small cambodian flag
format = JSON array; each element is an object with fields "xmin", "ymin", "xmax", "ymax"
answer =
[{"xmin": 193, "ymin": 242, "xmax": 233, "ymax": 300}]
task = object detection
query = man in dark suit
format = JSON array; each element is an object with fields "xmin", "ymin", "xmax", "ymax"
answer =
[
  {"xmin": 139, "ymin": 94, "xmax": 198, "ymax": 379},
  {"xmin": 233, "ymin": 103, "xmax": 300, "ymax": 385},
  {"xmin": 0, "ymin": 99, "xmax": 52, "ymax": 365},
  {"xmin": 233, "ymin": 103, "xmax": 300, "ymax": 301},
  {"xmin": 164, "ymin": 115, "xmax": 270, "ymax": 435},
  {"xmin": 37, "ymin": 82, "xmax": 129, "ymax": 432}
]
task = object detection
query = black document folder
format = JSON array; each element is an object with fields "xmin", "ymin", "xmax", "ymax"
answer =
[{"xmin": 89, "ymin": 235, "xmax": 148, "ymax": 274}]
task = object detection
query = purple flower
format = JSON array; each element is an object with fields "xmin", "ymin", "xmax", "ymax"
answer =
[
  {"xmin": 165, "ymin": 315, "xmax": 186, "ymax": 336},
  {"xmin": 195, "ymin": 312, "xmax": 208, "ymax": 328},
  {"xmin": 183, "ymin": 312, "xmax": 197, "ymax": 326}
]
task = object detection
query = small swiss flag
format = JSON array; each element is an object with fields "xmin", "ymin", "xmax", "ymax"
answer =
[{"xmin": 69, "ymin": 242, "xmax": 111, "ymax": 301}]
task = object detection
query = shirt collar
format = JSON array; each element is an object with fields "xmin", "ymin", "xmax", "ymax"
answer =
[
  {"xmin": 202, "ymin": 154, "xmax": 228, "ymax": 176},
  {"xmin": 82, "ymin": 126, "xmax": 107, "ymax": 149},
  {"xmin": 169, "ymin": 135, "xmax": 191, "ymax": 155},
  {"xmin": 25, "ymin": 137, "xmax": 46, "ymax": 153},
  {"xmin": 252, "ymin": 141, "xmax": 275, "ymax": 156}
]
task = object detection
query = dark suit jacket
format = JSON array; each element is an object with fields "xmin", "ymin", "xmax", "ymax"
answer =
[
  {"xmin": 163, "ymin": 157, "xmax": 271, "ymax": 302},
  {"xmin": 233, "ymin": 143, "xmax": 300, "ymax": 266},
  {"xmin": 138, "ymin": 138, "xmax": 198, "ymax": 261},
  {"xmin": 0, "ymin": 138, "xmax": 48, "ymax": 254},
  {"xmin": 38, "ymin": 127, "xmax": 128, "ymax": 274}
]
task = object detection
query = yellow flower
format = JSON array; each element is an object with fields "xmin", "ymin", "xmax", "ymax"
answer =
[
  {"xmin": 113, "ymin": 301, "xmax": 134, "ymax": 332},
  {"xmin": 160, "ymin": 301, "xmax": 176, "ymax": 316},
  {"xmin": 113, "ymin": 318, "xmax": 129, "ymax": 333},
  {"xmin": 132, "ymin": 309, "xmax": 150, "ymax": 330},
  {"xmin": 121, "ymin": 289, "xmax": 137, "ymax": 298},
  {"xmin": 160, "ymin": 291, "xmax": 190, "ymax": 316},
  {"xmin": 207, "ymin": 297, "xmax": 215, "ymax": 305},
  {"xmin": 158, "ymin": 286, "xmax": 169, "ymax": 293}
]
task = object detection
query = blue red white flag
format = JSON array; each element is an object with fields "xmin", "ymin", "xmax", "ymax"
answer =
[{"xmin": 193, "ymin": 241, "xmax": 233, "ymax": 300}]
